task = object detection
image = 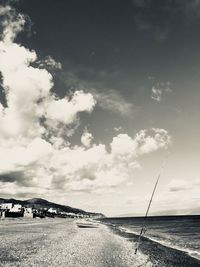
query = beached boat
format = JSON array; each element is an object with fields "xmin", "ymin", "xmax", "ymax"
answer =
[{"xmin": 76, "ymin": 219, "xmax": 99, "ymax": 228}]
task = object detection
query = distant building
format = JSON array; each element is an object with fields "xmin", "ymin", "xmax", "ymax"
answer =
[
  {"xmin": 0, "ymin": 203, "xmax": 13, "ymax": 210},
  {"xmin": 2, "ymin": 204, "xmax": 23, "ymax": 218},
  {"xmin": 10, "ymin": 204, "xmax": 22, "ymax": 212},
  {"xmin": 48, "ymin": 208, "xmax": 57, "ymax": 214}
]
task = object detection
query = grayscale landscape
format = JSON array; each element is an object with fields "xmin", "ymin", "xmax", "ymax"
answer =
[{"xmin": 0, "ymin": 0, "xmax": 200, "ymax": 266}]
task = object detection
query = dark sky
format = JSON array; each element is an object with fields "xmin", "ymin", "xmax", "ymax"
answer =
[
  {"xmin": 15, "ymin": 0, "xmax": 200, "ymax": 77},
  {"xmin": 14, "ymin": 0, "xmax": 200, "ymax": 122},
  {"xmin": 14, "ymin": 0, "xmax": 200, "ymax": 137}
]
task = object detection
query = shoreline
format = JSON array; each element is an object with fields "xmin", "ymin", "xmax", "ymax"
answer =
[
  {"xmin": 104, "ymin": 222, "xmax": 200, "ymax": 267},
  {"xmin": 115, "ymin": 225, "xmax": 200, "ymax": 261}
]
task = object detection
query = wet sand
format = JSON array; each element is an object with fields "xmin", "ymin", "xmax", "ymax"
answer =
[{"xmin": 0, "ymin": 218, "xmax": 148, "ymax": 267}]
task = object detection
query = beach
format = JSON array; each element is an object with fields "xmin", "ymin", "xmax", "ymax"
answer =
[
  {"xmin": 0, "ymin": 218, "xmax": 149, "ymax": 267},
  {"xmin": 102, "ymin": 216, "xmax": 200, "ymax": 267}
]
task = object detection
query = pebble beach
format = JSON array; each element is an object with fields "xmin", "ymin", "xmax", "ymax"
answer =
[{"xmin": 0, "ymin": 218, "xmax": 149, "ymax": 267}]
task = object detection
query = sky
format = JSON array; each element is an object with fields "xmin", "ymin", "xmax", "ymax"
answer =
[{"xmin": 0, "ymin": 0, "xmax": 199, "ymax": 216}]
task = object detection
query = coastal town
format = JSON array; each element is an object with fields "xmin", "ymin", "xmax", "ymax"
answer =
[
  {"xmin": 0, "ymin": 202, "xmax": 89, "ymax": 219},
  {"xmin": 0, "ymin": 197, "xmax": 104, "ymax": 220}
]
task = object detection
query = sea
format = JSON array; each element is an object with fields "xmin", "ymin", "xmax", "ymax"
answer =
[{"xmin": 100, "ymin": 215, "xmax": 200, "ymax": 267}]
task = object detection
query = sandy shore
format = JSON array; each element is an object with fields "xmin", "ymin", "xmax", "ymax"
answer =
[{"xmin": 0, "ymin": 218, "xmax": 149, "ymax": 267}]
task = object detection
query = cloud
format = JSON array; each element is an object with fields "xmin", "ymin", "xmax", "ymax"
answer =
[
  {"xmin": 0, "ymin": 5, "xmax": 26, "ymax": 43},
  {"xmin": 0, "ymin": 171, "xmax": 26, "ymax": 184},
  {"xmin": 152, "ymin": 178, "xmax": 200, "ymax": 214},
  {"xmin": 0, "ymin": 6, "xmax": 96, "ymax": 143},
  {"xmin": 121, "ymin": 177, "xmax": 200, "ymax": 216},
  {"xmin": 92, "ymin": 89, "xmax": 133, "ymax": 116},
  {"xmin": 0, "ymin": 39, "xmax": 52, "ymax": 140},
  {"xmin": 49, "ymin": 128, "xmax": 170, "ymax": 192},
  {"xmin": 168, "ymin": 178, "xmax": 200, "ymax": 192},
  {"xmin": 61, "ymin": 68, "xmax": 134, "ymax": 117},
  {"xmin": 81, "ymin": 129, "xmax": 93, "ymax": 148},
  {"xmin": 114, "ymin": 126, "xmax": 123, "ymax": 132},
  {"xmin": 38, "ymin": 56, "xmax": 62, "ymax": 70},
  {"xmin": 0, "ymin": 6, "xmax": 171, "ymax": 199},
  {"xmin": 151, "ymin": 82, "xmax": 172, "ymax": 102},
  {"xmin": 0, "ymin": 6, "xmax": 95, "ymax": 182},
  {"xmin": 151, "ymin": 87, "xmax": 162, "ymax": 102},
  {"xmin": 44, "ymin": 91, "xmax": 96, "ymax": 126},
  {"xmin": 111, "ymin": 128, "xmax": 170, "ymax": 158}
]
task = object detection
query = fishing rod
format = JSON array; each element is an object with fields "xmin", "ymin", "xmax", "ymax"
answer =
[{"xmin": 134, "ymin": 154, "xmax": 169, "ymax": 255}]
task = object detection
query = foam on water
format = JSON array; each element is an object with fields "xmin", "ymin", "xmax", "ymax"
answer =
[
  {"xmin": 100, "ymin": 215, "xmax": 200, "ymax": 266},
  {"xmin": 118, "ymin": 225, "xmax": 200, "ymax": 261}
]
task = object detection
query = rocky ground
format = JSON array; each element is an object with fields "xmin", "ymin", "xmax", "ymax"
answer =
[{"xmin": 0, "ymin": 218, "xmax": 149, "ymax": 267}]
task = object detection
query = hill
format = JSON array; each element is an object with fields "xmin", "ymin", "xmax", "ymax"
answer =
[{"xmin": 0, "ymin": 197, "xmax": 105, "ymax": 218}]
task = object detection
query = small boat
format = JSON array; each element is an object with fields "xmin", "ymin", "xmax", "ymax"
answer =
[{"xmin": 76, "ymin": 219, "xmax": 99, "ymax": 228}]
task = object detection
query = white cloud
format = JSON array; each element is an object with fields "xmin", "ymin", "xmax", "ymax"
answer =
[
  {"xmin": 81, "ymin": 129, "xmax": 93, "ymax": 148},
  {"xmin": 167, "ymin": 178, "xmax": 200, "ymax": 192},
  {"xmin": 0, "ymin": 6, "xmax": 96, "ymax": 144},
  {"xmin": 49, "ymin": 128, "xmax": 170, "ymax": 192},
  {"xmin": 0, "ymin": 126, "xmax": 170, "ymax": 194},
  {"xmin": 60, "ymin": 68, "xmax": 133, "ymax": 116},
  {"xmin": 0, "ymin": 6, "xmax": 171, "ymax": 199},
  {"xmin": 151, "ymin": 82, "xmax": 172, "ymax": 102},
  {"xmin": 111, "ymin": 128, "xmax": 170, "ymax": 158},
  {"xmin": 0, "ymin": 138, "xmax": 52, "ymax": 174},
  {"xmin": 151, "ymin": 178, "xmax": 200, "ymax": 214},
  {"xmin": 0, "ymin": 44, "xmax": 51, "ymax": 140},
  {"xmin": 44, "ymin": 91, "xmax": 95, "ymax": 126},
  {"xmin": 38, "ymin": 55, "xmax": 62, "ymax": 69},
  {"xmin": 138, "ymin": 128, "xmax": 170, "ymax": 154},
  {"xmin": 114, "ymin": 126, "xmax": 123, "ymax": 132},
  {"xmin": 151, "ymin": 86, "xmax": 162, "ymax": 102},
  {"xmin": 0, "ymin": 5, "xmax": 26, "ymax": 44}
]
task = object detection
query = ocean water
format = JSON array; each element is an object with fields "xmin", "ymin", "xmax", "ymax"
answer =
[{"xmin": 100, "ymin": 215, "xmax": 200, "ymax": 267}]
